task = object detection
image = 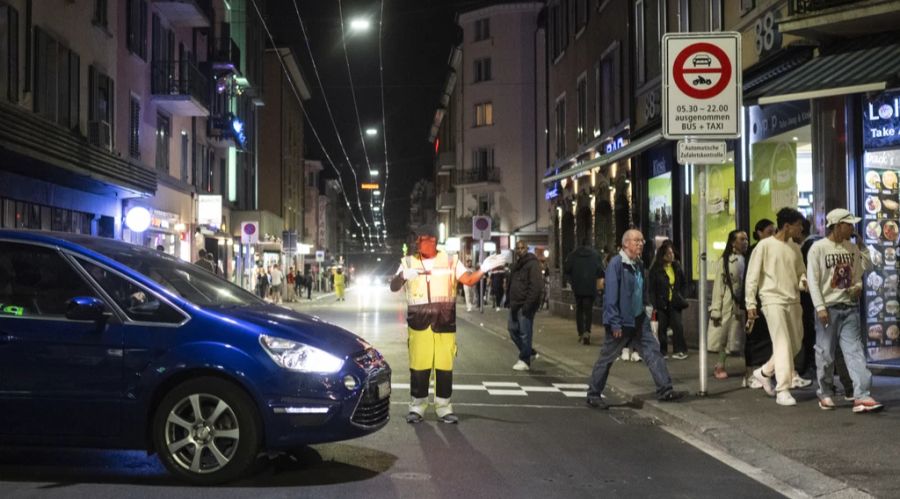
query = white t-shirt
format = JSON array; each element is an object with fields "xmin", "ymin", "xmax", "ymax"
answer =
[{"xmin": 269, "ymin": 268, "xmax": 284, "ymax": 286}]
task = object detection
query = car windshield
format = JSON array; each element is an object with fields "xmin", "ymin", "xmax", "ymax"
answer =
[{"xmin": 72, "ymin": 236, "xmax": 265, "ymax": 308}]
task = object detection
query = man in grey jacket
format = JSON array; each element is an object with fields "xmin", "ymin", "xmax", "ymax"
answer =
[{"xmin": 507, "ymin": 241, "xmax": 544, "ymax": 371}]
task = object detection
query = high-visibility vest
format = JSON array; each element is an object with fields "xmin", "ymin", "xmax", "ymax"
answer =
[{"xmin": 402, "ymin": 251, "xmax": 458, "ymax": 306}]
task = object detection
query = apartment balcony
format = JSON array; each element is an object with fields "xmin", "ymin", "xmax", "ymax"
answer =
[
  {"xmin": 151, "ymin": 60, "xmax": 210, "ymax": 117},
  {"xmin": 208, "ymin": 112, "xmax": 248, "ymax": 150},
  {"xmin": 436, "ymin": 191, "xmax": 456, "ymax": 212},
  {"xmin": 437, "ymin": 151, "xmax": 456, "ymax": 175},
  {"xmin": 211, "ymin": 37, "xmax": 241, "ymax": 75},
  {"xmin": 153, "ymin": 0, "xmax": 212, "ymax": 28},
  {"xmin": 781, "ymin": 0, "xmax": 900, "ymax": 39},
  {"xmin": 455, "ymin": 167, "xmax": 502, "ymax": 194}
]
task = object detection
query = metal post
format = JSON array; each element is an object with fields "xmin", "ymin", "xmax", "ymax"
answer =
[
  {"xmin": 697, "ymin": 163, "xmax": 709, "ymax": 396},
  {"xmin": 478, "ymin": 242, "xmax": 484, "ymax": 313}
]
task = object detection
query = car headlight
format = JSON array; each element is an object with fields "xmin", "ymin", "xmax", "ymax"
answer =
[{"xmin": 259, "ymin": 335, "xmax": 345, "ymax": 373}]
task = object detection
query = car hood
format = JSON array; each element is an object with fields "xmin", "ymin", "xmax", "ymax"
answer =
[{"xmin": 217, "ymin": 305, "xmax": 372, "ymax": 357}]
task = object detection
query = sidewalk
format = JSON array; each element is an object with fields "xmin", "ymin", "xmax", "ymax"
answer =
[{"xmin": 459, "ymin": 304, "xmax": 899, "ymax": 499}]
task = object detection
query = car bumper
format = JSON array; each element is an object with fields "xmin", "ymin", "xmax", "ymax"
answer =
[{"xmin": 262, "ymin": 365, "xmax": 391, "ymax": 449}]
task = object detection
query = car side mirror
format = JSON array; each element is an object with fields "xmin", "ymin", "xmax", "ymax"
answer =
[{"xmin": 66, "ymin": 296, "xmax": 112, "ymax": 322}]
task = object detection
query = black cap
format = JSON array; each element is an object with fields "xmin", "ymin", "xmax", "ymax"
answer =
[{"xmin": 412, "ymin": 223, "xmax": 438, "ymax": 237}]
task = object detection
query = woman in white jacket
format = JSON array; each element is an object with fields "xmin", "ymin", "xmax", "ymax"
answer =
[{"xmin": 708, "ymin": 229, "xmax": 749, "ymax": 379}]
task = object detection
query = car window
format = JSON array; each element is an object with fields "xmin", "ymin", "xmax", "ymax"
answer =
[
  {"xmin": 0, "ymin": 242, "xmax": 97, "ymax": 318},
  {"xmin": 78, "ymin": 259, "xmax": 185, "ymax": 324}
]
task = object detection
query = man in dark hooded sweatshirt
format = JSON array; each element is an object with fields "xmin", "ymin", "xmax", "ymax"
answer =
[
  {"xmin": 565, "ymin": 239, "xmax": 605, "ymax": 345},
  {"xmin": 507, "ymin": 241, "xmax": 545, "ymax": 371}
]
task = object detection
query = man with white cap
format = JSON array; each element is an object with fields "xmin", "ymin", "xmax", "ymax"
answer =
[{"xmin": 806, "ymin": 208, "xmax": 882, "ymax": 413}]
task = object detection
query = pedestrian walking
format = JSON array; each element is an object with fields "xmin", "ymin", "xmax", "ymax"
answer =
[
  {"xmin": 255, "ymin": 266, "xmax": 270, "ymax": 299},
  {"xmin": 648, "ymin": 240, "xmax": 689, "ymax": 359},
  {"xmin": 305, "ymin": 271, "xmax": 313, "ymax": 299},
  {"xmin": 745, "ymin": 208, "xmax": 808, "ymax": 407},
  {"xmin": 743, "ymin": 218, "xmax": 776, "ymax": 388},
  {"xmin": 390, "ymin": 225, "xmax": 505, "ymax": 423},
  {"xmin": 564, "ymin": 239, "xmax": 604, "ymax": 345},
  {"xmin": 194, "ymin": 248, "xmax": 215, "ymax": 273},
  {"xmin": 507, "ymin": 241, "xmax": 544, "ymax": 371},
  {"xmin": 286, "ymin": 266, "xmax": 296, "ymax": 302},
  {"xmin": 807, "ymin": 208, "xmax": 882, "ymax": 413},
  {"xmin": 490, "ymin": 266, "xmax": 506, "ymax": 311},
  {"xmin": 586, "ymin": 229, "xmax": 684, "ymax": 409},
  {"xmin": 463, "ymin": 259, "xmax": 477, "ymax": 312},
  {"xmin": 708, "ymin": 229, "xmax": 749, "ymax": 379},
  {"xmin": 269, "ymin": 263, "xmax": 284, "ymax": 304}
]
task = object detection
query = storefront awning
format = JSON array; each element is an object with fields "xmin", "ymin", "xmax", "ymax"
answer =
[
  {"xmin": 749, "ymin": 35, "xmax": 900, "ymax": 106},
  {"xmin": 542, "ymin": 131, "xmax": 664, "ymax": 184}
]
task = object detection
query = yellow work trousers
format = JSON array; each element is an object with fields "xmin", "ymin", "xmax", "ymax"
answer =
[
  {"xmin": 335, "ymin": 284, "xmax": 345, "ymax": 299},
  {"xmin": 408, "ymin": 326, "xmax": 457, "ymax": 399}
]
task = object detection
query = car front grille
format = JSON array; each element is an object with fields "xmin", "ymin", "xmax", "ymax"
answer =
[{"xmin": 351, "ymin": 370, "xmax": 390, "ymax": 428}]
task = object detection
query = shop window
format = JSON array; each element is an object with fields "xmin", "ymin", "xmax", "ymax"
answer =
[
  {"xmin": 690, "ymin": 158, "xmax": 737, "ymax": 280},
  {"xmin": 648, "ymin": 172, "xmax": 674, "ymax": 248},
  {"xmin": 749, "ymin": 125, "xmax": 812, "ymax": 231}
]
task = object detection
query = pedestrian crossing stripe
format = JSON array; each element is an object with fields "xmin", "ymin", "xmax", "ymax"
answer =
[{"xmin": 389, "ymin": 382, "xmax": 589, "ymax": 398}]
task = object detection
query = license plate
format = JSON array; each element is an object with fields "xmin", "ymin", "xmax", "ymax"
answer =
[{"xmin": 377, "ymin": 380, "xmax": 391, "ymax": 399}]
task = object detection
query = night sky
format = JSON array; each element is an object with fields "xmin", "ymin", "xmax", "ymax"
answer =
[{"xmin": 266, "ymin": 0, "xmax": 514, "ymax": 242}]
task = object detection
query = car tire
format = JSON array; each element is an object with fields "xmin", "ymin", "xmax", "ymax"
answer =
[{"xmin": 152, "ymin": 377, "xmax": 262, "ymax": 485}]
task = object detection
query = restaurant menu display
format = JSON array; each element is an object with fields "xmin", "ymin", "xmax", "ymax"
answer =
[{"xmin": 863, "ymin": 151, "xmax": 900, "ymax": 360}]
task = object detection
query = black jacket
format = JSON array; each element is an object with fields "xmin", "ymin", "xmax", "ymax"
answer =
[
  {"xmin": 563, "ymin": 246, "xmax": 604, "ymax": 297},
  {"xmin": 508, "ymin": 252, "xmax": 543, "ymax": 309},
  {"xmin": 648, "ymin": 261, "xmax": 686, "ymax": 311}
]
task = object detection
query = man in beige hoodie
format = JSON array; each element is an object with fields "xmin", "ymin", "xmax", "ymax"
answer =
[{"xmin": 745, "ymin": 207, "xmax": 807, "ymax": 406}]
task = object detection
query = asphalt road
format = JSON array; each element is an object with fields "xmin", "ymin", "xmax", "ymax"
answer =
[{"xmin": 0, "ymin": 286, "xmax": 784, "ymax": 498}]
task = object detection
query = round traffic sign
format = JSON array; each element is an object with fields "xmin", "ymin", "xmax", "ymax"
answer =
[
  {"xmin": 672, "ymin": 42, "xmax": 732, "ymax": 100},
  {"xmin": 243, "ymin": 223, "xmax": 256, "ymax": 235},
  {"xmin": 474, "ymin": 217, "xmax": 490, "ymax": 230}
]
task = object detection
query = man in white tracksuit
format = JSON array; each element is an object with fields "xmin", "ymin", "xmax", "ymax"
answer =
[
  {"xmin": 745, "ymin": 207, "xmax": 808, "ymax": 406},
  {"xmin": 806, "ymin": 208, "xmax": 882, "ymax": 413}
]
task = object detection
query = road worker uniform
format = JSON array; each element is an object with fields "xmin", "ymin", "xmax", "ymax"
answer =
[
  {"xmin": 399, "ymin": 250, "xmax": 468, "ymax": 422},
  {"xmin": 334, "ymin": 270, "xmax": 346, "ymax": 301}
]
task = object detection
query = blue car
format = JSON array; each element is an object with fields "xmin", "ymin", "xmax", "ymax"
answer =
[{"xmin": 0, "ymin": 230, "xmax": 391, "ymax": 484}]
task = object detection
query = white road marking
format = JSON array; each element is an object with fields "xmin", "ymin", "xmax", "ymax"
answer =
[
  {"xmin": 482, "ymin": 381, "xmax": 521, "ymax": 387},
  {"xmin": 521, "ymin": 386, "xmax": 559, "ymax": 392},
  {"xmin": 389, "ymin": 381, "xmax": 589, "ymax": 399},
  {"xmin": 485, "ymin": 389, "xmax": 528, "ymax": 396},
  {"xmin": 561, "ymin": 391, "xmax": 589, "ymax": 398},
  {"xmin": 552, "ymin": 383, "xmax": 590, "ymax": 389}
]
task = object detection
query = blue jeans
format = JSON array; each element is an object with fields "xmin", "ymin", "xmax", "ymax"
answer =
[
  {"xmin": 588, "ymin": 312, "xmax": 674, "ymax": 399},
  {"xmin": 815, "ymin": 304, "xmax": 872, "ymax": 399},
  {"xmin": 508, "ymin": 305, "xmax": 535, "ymax": 363}
]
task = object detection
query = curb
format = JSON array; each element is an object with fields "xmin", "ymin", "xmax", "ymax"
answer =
[{"xmin": 458, "ymin": 312, "xmax": 873, "ymax": 499}]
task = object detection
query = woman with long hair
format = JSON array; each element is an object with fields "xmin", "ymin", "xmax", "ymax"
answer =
[
  {"xmin": 648, "ymin": 240, "xmax": 689, "ymax": 359},
  {"xmin": 708, "ymin": 229, "xmax": 749, "ymax": 379},
  {"xmin": 743, "ymin": 219, "xmax": 776, "ymax": 387}
]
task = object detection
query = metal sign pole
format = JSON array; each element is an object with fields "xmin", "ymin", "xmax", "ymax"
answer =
[
  {"xmin": 478, "ymin": 241, "xmax": 484, "ymax": 313},
  {"xmin": 698, "ymin": 161, "xmax": 709, "ymax": 396}
]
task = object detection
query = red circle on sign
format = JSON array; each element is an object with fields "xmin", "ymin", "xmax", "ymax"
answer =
[
  {"xmin": 243, "ymin": 223, "xmax": 256, "ymax": 235},
  {"xmin": 475, "ymin": 218, "xmax": 489, "ymax": 230},
  {"xmin": 672, "ymin": 42, "xmax": 732, "ymax": 100}
]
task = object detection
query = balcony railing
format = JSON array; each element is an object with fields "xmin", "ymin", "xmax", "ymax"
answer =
[
  {"xmin": 211, "ymin": 37, "xmax": 241, "ymax": 74},
  {"xmin": 151, "ymin": 60, "xmax": 210, "ymax": 116},
  {"xmin": 153, "ymin": 0, "xmax": 213, "ymax": 27},
  {"xmin": 458, "ymin": 167, "xmax": 501, "ymax": 185},
  {"xmin": 789, "ymin": 0, "xmax": 861, "ymax": 14}
]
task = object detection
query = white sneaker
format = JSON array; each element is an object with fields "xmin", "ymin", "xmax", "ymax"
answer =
[
  {"xmin": 495, "ymin": 307, "xmax": 501, "ymax": 312},
  {"xmin": 791, "ymin": 375, "xmax": 812, "ymax": 389},
  {"xmin": 512, "ymin": 360, "xmax": 530, "ymax": 371},
  {"xmin": 466, "ymin": 307, "xmax": 472, "ymax": 312},
  {"xmin": 776, "ymin": 391, "xmax": 797, "ymax": 406},
  {"xmin": 630, "ymin": 350, "xmax": 642, "ymax": 362},
  {"xmin": 753, "ymin": 368, "xmax": 776, "ymax": 396},
  {"xmin": 620, "ymin": 348, "xmax": 631, "ymax": 361}
]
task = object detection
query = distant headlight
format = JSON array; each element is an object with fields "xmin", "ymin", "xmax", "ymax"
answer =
[
  {"xmin": 259, "ymin": 335, "xmax": 345, "ymax": 373},
  {"xmin": 359, "ymin": 275, "xmax": 372, "ymax": 286}
]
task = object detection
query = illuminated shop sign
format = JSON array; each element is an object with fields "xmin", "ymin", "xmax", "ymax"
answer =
[
  {"xmin": 545, "ymin": 182, "xmax": 560, "ymax": 200},
  {"xmin": 749, "ymin": 101, "xmax": 810, "ymax": 143},
  {"xmin": 604, "ymin": 136, "xmax": 627, "ymax": 154},
  {"xmin": 864, "ymin": 91, "xmax": 900, "ymax": 150}
]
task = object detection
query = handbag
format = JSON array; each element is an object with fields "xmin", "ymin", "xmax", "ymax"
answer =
[{"xmin": 671, "ymin": 291, "xmax": 689, "ymax": 311}]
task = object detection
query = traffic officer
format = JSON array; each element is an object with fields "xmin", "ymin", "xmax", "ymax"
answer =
[{"xmin": 390, "ymin": 224, "xmax": 504, "ymax": 423}]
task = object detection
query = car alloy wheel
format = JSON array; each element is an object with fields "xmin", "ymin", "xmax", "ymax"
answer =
[{"xmin": 153, "ymin": 377, "xmax": 261, "ymax": 484}]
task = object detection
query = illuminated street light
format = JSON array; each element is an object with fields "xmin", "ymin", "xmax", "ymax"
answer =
[
  {"xmin": 373, "ymin": 206, "xmax": 381, "ymax": 212},
  {"xmin": 349, "ymin": 18, "xmax": 370, "ymax": 32},
  {"xmin": 365, "ymin": 128, "xmax": 378, "ymax": 137},
  {"xmin": 370, "ymin": 170, "xmax": 379, "ymax": 177}
]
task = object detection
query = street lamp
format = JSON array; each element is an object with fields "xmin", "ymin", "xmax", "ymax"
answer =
[
  {"xmin": 350, "ymin": 18, "xmax": 371, "ymax": 33},
  {"xmin": 365, "ymin": 128, "xmax": 378, "ymax": 137},
  {"xmin": 370, "ymin": 169, "xmax": 379, "ymax": 177}
]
